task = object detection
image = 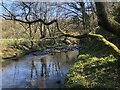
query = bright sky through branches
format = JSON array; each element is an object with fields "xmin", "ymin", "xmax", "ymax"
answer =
[{"xmin": 1, "ymin": 0, "xmax": 120, "ymax": 2}]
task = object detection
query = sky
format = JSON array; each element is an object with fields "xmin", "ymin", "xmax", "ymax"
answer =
[
  {"xmin": 0, "ymin": 1, "xmax": 2, "ymax": 15},
  {"xmin": 1, "ymin": 0, "xmax": 120, "ymax": 2},
  {"xmin": 0, "ymin": 0, "xmax": 119, "ymax": 18}
]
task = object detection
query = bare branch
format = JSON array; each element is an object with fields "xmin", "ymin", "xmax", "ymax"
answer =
[{"xmin": 58, "ymin": 5, "xmax": 82, "ymax": 19}]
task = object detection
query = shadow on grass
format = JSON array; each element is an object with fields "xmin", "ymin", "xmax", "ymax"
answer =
[{"xmin": 64, "ymin": 39, "xmax": 119, "ymax": 89}]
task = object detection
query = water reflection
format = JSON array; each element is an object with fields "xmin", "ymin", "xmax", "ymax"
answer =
[
  {"xmin": 40, "ymin": 57, "xmax": 47, "ymax": 77},
  {"xmin": 2, "ymin": 50, "xmax": 79, "ymax": 88}
]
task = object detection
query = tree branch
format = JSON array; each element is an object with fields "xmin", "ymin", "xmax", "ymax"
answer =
[
  {"xmin": 1, "ymin": 15, "xmax": 57, "ymax": 25},
  {"xmin": 88, "ymin": 33, "xmax": 120, "ymax": 56},
  {"xmin": 4, "ymin": 4, "xmax": 120, "ymax": 56}
]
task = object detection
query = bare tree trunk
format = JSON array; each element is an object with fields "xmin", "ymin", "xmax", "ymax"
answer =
[
  {"xmin": 47, "ymin": 26, "xmax": 52, "ymax": 37},
  {"xmin": 95, "ymin": 2, "xmax": 120, "ymax": 36},
  {"xmin": 29, "ymin": 24, "xmax": 34, "ymax": 48},
  {"xmin": 80, "ymin": 2, "xmax": 87, "ymax": 31}
]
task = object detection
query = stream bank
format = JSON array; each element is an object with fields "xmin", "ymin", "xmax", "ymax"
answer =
[
  {"xmin": 1, "ymin": 45, "xmax": 81, "ymax": 61},
  {"xmin": 64, "ymin": 39, "xmax": 118, "ymax": 89}
]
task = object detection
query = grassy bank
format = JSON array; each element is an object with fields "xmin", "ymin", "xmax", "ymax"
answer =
[
  {"xmin": 0, "ymin": 38, "xmax": 70, "ymax": 61},
  {"xmin": 1, "ymin": 38, "xmax": 41, "ymax": 61},
  {"xmin": 64, "ymin": 38, "xmax": 119, "ymax": 89}
]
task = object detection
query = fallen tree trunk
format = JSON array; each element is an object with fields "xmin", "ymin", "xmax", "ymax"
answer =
[
  {"xmin": 88, "ymin": 33, "xmax": 120, "ymax": 56},
  {"xmin": 57, "ymin": 30, "xmax": 120, "ymax": 57},
  {"xmin": 56, "ymin": 20, "xmax": 120, "ymax": 57}
]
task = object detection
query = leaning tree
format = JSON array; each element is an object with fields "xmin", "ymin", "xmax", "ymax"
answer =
[{"xmin": 2, "ymin": 1, "xmax": 120, "ymax": 61}]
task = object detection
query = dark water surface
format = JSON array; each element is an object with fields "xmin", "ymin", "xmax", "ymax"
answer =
[{"xmin": 2, "ymin": 50, "xmax": 79, "ymax": 88}]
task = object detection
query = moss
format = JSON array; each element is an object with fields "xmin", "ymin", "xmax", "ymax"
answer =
[
  {"xmin": 109, "ymin": 17, "xmax": 120, "ymax": 33},
  {"xmin": 65, "ymin": 73, "xmax": 88, "ymax": 88},
  {"xmin": 64, "ymin": 39, "xmax": 119, "ymax": 89},
  {"xmin": 88, "ymin": 33, "xmax": 120, "ymax": 57}
]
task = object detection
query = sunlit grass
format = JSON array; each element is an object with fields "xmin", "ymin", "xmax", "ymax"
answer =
[
  {"xmin": 1, "ymin": 38, "xmax": 32, "ymax": 59},
  {"xmin": 65, "ymin": 55, "xmax": 117, "ymax": 88},
  {"xmin": 64, "ymin": 39, "xmax": 118, "ymax": 89}
]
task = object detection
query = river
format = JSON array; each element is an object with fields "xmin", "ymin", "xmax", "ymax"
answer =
[{"xmin": 2, "ymin": 49, "xmax": 79, "ymax": 89}]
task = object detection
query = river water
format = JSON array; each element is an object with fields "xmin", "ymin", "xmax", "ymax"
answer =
[{"xmin": 2, "ymin": 49, "xmax": 79, "ymax": 89}]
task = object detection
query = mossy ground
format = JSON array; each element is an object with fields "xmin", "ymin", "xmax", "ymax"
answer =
[{"xmin": 64, "ymin": 38, "xmax": 119, "ymax": 89}]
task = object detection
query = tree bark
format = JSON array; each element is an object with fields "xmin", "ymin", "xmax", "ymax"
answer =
[
  {"xmin": 95, "ymin": 2, "xmax": 120, "ymax": 36},
  {"xmin": 80, "ymin": 2, "xmax": 87, "ymax": 30}
]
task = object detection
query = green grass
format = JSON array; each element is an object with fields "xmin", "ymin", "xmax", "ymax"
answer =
[
  {"xmin": 1, "ymin": 38, "xmax": 67, "ymax": 61},
  {"xmin": 64, "ymin": 39, "xmax": 119, "ymax": 89},
  {"xmin": 1, "ymin": 38, "xmax": 40, "ymax": 61}
]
